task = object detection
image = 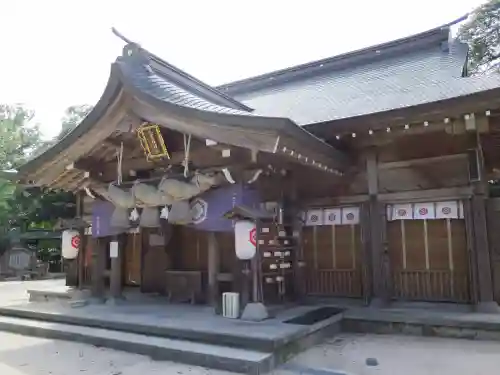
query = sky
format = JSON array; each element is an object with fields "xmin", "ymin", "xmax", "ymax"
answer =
[{"xmin": 0, "ymin": 0, "xmax": 486, "ymax": 139}]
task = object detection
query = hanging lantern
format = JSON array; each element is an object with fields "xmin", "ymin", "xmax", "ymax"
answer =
[
  {"xmin": 111, "ymin": 207, "xmax": 131, "ymax": 229},
  {"xmin": 140, "ymin": 207, "xmax": 161, "ymax": 228},
  {"xmin": 137, "ymin": 122, "xmax": 170, "ymax": 161},
  {"xmin": 234, "ymin": 220, "xmax": 256, "ymax": 260},
  {"xmin": 62, "ymin": 230, "xmax": 80, "ymax": 259}
]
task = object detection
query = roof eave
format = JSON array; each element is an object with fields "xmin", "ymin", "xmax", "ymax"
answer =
[
  {"xmin": 115, "ymin": 65, "xmax": 349, "ymax": 172},
  {"xmin": 18, "ymin": 64, "xmax": 124, "ymax": 180},
  {"xmin": 306, "ymin": 86, "xmax": 500, "ymax": 138}
]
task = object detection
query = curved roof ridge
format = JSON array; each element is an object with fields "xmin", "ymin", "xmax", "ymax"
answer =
[
  {"xmin": 111, "ymin": 28, "xmax": 252, "ymax": 112},
  {"xmin": 217, "ymin": 15, "xmax": 469, "ymax": 96}
]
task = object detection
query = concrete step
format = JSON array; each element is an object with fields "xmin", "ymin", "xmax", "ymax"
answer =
[
  {"xmin": 0, "ymin": 307, "xmax": 277, "ymax": 352},
  {"xmin": 0, "ymin": 315, "xmax": 273, "ymax": 374}
]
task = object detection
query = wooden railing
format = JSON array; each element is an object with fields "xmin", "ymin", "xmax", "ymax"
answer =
[
  {"xmin": 306, "ymin": 269, "xmax": 362, "ymax": 297},
  {"xmin": 392, "ymin": 270, "xmax": 470, "ymax": 302}
]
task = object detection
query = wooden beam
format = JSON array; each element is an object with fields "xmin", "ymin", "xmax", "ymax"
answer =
[
  {"xmin": 97, "ymin": 147, "xmax": 252, "ymax": 180},
  {"xmin": 312, "ymin": 93, "xmax": 500, "ymax": 138},
  {"xmin": 306, "ymin": 186, "xmax": 475, "ymax": 207},
  {"xmin": 104, "ymin": 137, "xmax": 139, "ymax": 150},
  {"xmin": 379, "ymin": 186, "xmax": 473, "ymax": 203},
  {"xmin": 378, "ymin": 154, "xmax": 467, "ymax": 170}
]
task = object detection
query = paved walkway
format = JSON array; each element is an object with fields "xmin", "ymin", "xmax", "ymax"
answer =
[
  {"xmin": 0, "ymin": 279, "xmax": 66, "ymax": 307},
  {"xmin": 1, "ymin": 331, "xmax": 500, "ymax": 374}
]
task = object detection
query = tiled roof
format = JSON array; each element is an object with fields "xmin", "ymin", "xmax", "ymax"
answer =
[
  {"xmin": 224, "ymin": 42, "xmax": 500, "ymax": 126},
  {"xmin": 215, "ymin": 19, "xmax": 500, "ymax": 126},
  {"xmin": 117, "ymin": 44, "xmax": 253, "ymax": 116}
]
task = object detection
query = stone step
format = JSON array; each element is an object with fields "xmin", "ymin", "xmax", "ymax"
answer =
[
  {"xmin": 0, "ymin": 315, "xmax": 273, "ymax": 374},
  {"xmin": 0, "ymin": 307, "xmax": 278, "ymax": 352}
]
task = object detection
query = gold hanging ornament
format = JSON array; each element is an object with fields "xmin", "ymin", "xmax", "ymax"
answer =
[{"xmin": 136, "ymin": 122, "xmax": 170, "ymax": 161}]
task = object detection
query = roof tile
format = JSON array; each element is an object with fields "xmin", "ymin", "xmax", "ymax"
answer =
[{"xmin": 230, "ymin": 42, "xmax": 500, "ymax": 125}]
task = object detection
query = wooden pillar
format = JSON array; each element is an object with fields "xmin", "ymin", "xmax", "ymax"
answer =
[
  {"xmin": 207, "ymin": 232, "xmax": 220, "ymax": 313},
  {"xmin": 360, "ymin": 201, "xmax": 372, "ymax": 305},
  {"xmin": 468, "ymin": 194, "xmax": 499, "ymax": 312},
  {"xmin": 289, "ymin": 178, "xmax": 305, "ymax": 302},
  {"xmin": 76, "ymin": 191, "xmax": 85, "ymax": 289},
  {"xmin": 109, "ymin": 235, "xmax": 124, "ymax": 302},
  {"xmin": 468, "ymin": 130, "xmax": 499, "ymax": 312},
  {"xmin": 90, "ymin": 237, "xmax": 106, "ymax": 301},
  {"xmin": 366, "ymin": 149, "xmax": 389, "ymax": 306}
]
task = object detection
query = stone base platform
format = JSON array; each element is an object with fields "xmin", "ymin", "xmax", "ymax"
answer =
[
  {"xmin": 0, "ymin": 302, "xmax": 342, "ymax": 374},
  {"xmin": 343, "ymin": 306, "xmax": 500, "ymax": 341}
]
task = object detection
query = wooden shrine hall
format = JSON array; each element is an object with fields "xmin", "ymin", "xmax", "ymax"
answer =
[{"xmin": 18, "ymin": 19, "xmax": 500, "ymax": 314}]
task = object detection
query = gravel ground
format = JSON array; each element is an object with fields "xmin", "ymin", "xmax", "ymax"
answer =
[
  {"xmin": 277, "ymin": 333, "xmax": 500, "ymax": 375},
  {"xmin": 0, "ymin": 331, "xmax": 233, "ymax": 375},
  {"xmin": 1, "ymin": 331, "xmax": 500, "ymax": 375}
]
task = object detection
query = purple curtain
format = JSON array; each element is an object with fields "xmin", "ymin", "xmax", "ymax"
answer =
[
  {"xmin": 91, "ymin": 200, "xmax": 123, "ymax": 238},
  {"xmin": 190, "ymin": 184, "xmax": 260, "ymax": 232}
]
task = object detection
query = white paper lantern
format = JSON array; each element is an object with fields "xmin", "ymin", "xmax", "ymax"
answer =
[
  {"xmin": 234, "ymin": 220, "xmax": 256, "ymax": 260},
  {"xmin": 62, "ymin": 230, "xmax": 80, "ymax": 259}
]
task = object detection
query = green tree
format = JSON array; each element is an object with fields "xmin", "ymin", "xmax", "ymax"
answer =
[
  {"xmin": 58, "ymin": 104, "xmax": 93, "ymax": 140},
  {"xmin": 0, "ymin": 104, "xmax": 42, "ymax": 252},
  {"xmin": 0, "ymin": 104, "xmax": 77, "ymax": 253},
  {"xmin": 458, "ymin": 0, "xmax": 500, "ymax": 74},
  {"xmin": 0, "ymin": 105, "xmax": 41, "ymax": 170}
]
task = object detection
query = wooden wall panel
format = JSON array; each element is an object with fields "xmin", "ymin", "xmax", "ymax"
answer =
[
  {"xmin": 124, "ymin": 232, "xmax": 141, "ymax": 286},
  {"xmin": 404, "ymin": 221, "xmax": 426, "ymax": 270},
  {"xmin": 302, "ymin": 225, "xmax": 363, "ymax": 297},
  {"xmin": 427, "ymin": 221, "xmax": 449, "ymax": 270},
  {"xmin": 302, "ymin": 227, "xmax": 315, "ymax": 269},
  {"xmin": 450, "ymin": 220, "xmax": 468, "ymax": 273},
  {"xmin": 179, "ymin": 227, "xmax": 208, "ymax": 271},
  {"xmin": 316, "ymin": 227, "xmax": 333, "ymax": 268},
  {"xmin": 216, "ymin": 232, "xmax": 235, "ymax": 274},
  {"xmin": 141, "ymin": 229, "xmax": 170, "ymax": 294},
  {"xmin": 388, "ymin": 218, "xmax": 470, "ymax": 302}
]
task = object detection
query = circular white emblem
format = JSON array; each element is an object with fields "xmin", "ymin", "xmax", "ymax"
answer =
[{"xmin": 191, "ymin": 198, "xmax": 208, "ymax": 224}]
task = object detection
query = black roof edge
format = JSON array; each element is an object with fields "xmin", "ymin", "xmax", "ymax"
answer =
[
  {"xmin": 111, "ymin": 28, "xmax": 252, "ymax": 112},
  {"xmin": 217, "ymin": 15, "xmax": 469, "ymax": 96},
  {"xmin": 18, "ymin": 64, "xmax": 123, "ymax": 178}
]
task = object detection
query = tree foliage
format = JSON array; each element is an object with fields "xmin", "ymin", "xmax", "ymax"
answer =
[
  {"xmin": 59, "ymin": 104, "xmax": 93, "ymax": 140},
  {"xmin": 0, "ymin": 103, "xmax": 86, "ymax": 253},
  {"xmin": 0, "ymin": 105, "xmax": 41, "ymax": 170},
  {"xmin": 458, "ymin": 0, "xmax": 500, "ymax": 74}
]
